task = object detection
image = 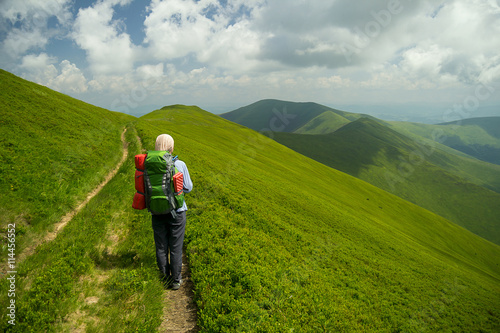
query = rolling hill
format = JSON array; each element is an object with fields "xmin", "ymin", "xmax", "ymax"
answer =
[
  {"xmin": 273, "ymin": 117, "xmax": 500, "ymax": 245},
  {"xmin": 223, "ymin": 100, "xmax": 500, "ymax": 167},
  {"xmin": 0, "ymin": 70, "xmax": 159, "ymax": 331},
  {"xmin": 1, "ymin": 71, "xmax": 499, "ymax": 332},
  {"xmin": 220, "ymin": 99, "xmax": 364, "ymax": 133},
  {"xmin": 138, "ymin": 105, "xmax": 500, "ymax": 332}
]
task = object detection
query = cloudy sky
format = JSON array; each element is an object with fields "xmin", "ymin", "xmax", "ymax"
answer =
[{"xmin": 1, "ymin": 0, "xmax": 499, "ymax": 122}]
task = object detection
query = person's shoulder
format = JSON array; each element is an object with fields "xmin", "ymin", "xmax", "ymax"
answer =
[{"xmin": 174, "ymin": 159, "xmax": 187, "ymax": 168}]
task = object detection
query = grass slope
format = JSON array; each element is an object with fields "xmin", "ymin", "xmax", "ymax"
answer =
[
  {"xmin": 137, "ymin": 105, "xmax": 500, "ymax": 332},
  {"xmin": 220, "ymin": 99, "xmax": 362, "ymax": 133},
  {"xmin": 0, "ymin": 70, "xmax": 164, "ymax": 332},
  {"xmin": 294, "ymin": 110, "xmax": 351, "ymax": 134},
  {"xmin": 273, "ymin": 117, "xmax": 500, "ymax": 245},
  {"xmin": 0, "ymin": 69, "xmax": 133, "ymax": 262},
  {"xmin": 0, "ymin": 126, "xmax": 165, "ymax": 332},
  {"xmin": 386, "ymin": 119, "xmax": 500, "ymax": 191}
]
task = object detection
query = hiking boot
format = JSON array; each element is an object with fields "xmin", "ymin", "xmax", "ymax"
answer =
[{"xmin": 171, "ymin": 280, "xmax": 182, "ymax": 290}]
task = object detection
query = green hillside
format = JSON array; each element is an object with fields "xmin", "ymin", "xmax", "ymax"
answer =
[
  {"xmin": 137, "ymin": 106, "xmax": 500, "ymax": 332},
  {"xmin": 0, "ymin": 69, "xmax": 133, "ymax": 258},
  {"xmin": 294, "ymin": 110, "xmax": 351, "ymax": 134},
  {"xmin": 220, "ymin": 99, "xmax": 362, "ymax": 133},
  {"xmin": 389, "ymin": 117, "xmax": 500, "ymax": 165},
  {"xmin": 0, "ymin": 72, "xmax": 499, "ymax": 332},
  {"xmin": 273, "ymin": 117, "xmax": 500, "ymax": 245}
]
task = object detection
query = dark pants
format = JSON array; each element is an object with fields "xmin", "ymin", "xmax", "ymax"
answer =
[{"xmin": 151, "ymin": 211, "xmax": 186, "ymax": 283}]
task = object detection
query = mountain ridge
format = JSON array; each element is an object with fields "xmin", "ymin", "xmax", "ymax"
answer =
[
  {"xmin": 224, "ymin": 99, "xmax": 500, "ymax": 165},
  {"xmin": 220, "ymin": 98, "xmax": 367, "ymax": 133}
]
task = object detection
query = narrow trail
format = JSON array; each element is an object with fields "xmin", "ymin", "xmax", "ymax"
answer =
[
  {"xmin": 18, "ymin": 127, "xmax": 129, "ymax": 263},
  {"xmin": 159, "ymin": 252, "xmax": 199, "ymax": 332}
]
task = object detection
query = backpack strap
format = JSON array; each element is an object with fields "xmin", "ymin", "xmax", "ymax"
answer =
[
  {"xmin": 144, "ymin": 168, "xmax": 153, "ymax": 210},
  {"xmin": 161, "ymin": 152, "xmax": 178, "ymax": 219}
]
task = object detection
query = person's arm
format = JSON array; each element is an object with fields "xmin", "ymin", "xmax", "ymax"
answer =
[{"xmin": 176, "ymin": 160, "xmax": 193, "ymax": 193}]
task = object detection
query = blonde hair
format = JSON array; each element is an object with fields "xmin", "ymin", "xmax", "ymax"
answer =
[{"xmin": 155, "ymin": 134, "xmax": 174, "ymax": 152}]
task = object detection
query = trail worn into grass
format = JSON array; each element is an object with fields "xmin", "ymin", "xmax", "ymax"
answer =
[
  {"xmin": 18, "ymin": 128, "xmax": 129, "ymax": 263},
  {"xmin": 159, "ymin": 252, "xmax": 199, "ymax": 333}
]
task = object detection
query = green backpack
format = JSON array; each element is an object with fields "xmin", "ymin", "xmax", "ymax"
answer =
[{"xmin": 144, "ymin": 150, "xmax": 185, "ymax": 217}]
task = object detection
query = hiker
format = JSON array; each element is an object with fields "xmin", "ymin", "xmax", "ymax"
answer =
[{"xmin": 151, "ymin": 134, "xmax": 193, "ymax": 290}]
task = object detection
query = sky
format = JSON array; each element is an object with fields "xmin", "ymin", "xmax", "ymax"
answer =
[{"xmin": 1, "ymin": 0, "xmax": 499, "ymax": 123}]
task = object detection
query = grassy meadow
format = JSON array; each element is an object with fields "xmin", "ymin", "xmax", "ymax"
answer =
[
  {"xmin": 0, "ymin": 69, "xmax": 133, "ymax": 263},
  {"xmin": 273, "ymin": 117, "xmax": 500, "ymax": 245},
  {"xmin": 0, "ymin": 125, "xmax": 165, "ymax": 331},
  {"xmin": 0, "ymin": 72, "xmax": 499, "ymax": 332}
]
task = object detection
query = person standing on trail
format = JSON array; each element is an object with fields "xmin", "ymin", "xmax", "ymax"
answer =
[{"xmin": 151, "ymin": 134, "xmax": 193, "ymax": 290}]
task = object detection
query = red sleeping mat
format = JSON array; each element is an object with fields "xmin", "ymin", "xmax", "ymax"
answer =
[{"xmin": 132, "ymin": 154, "xmax": 147, "ymax": 210}]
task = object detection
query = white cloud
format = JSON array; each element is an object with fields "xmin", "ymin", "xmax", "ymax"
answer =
[
  {"xmin": 248, "ymin": 0, "xmax": 500, "ymax": 89},
  {"xmin": 72, "ymin": 0, "xmax": 137, "ymax": 75},
  {"xmin": 3, "ymin": 30, "xmax": 49, "ymax": 58},
  {"xmin": 143, "ymin": 0, "xmax": 267, "ymax": 72},
  {"xmin": 197, "ymin": 20, "xmax": 265, "ymax": 72},
  {"xmin": 20, "ymin": 53, "xmax": 58, "ymax": 82},
  {"xmin": 250, "ymin": 0, "xmax": 422, "ymax": 69},
  {"xmin": 20, "ymin": 53, "xmax": 88, "ymax": 93},
  {"xmin": 400, "ymin": 43, "xmax": 453, "ymax": 80},
  {"xmin": 136, "ymin": 63, "xmax": 165, "ymax": 84},
  {"xmin": 144, "ymin": 0, "xmax": 219, "ymax": 59},
  {"xmin": 0, "ymin": 0, "xmax": 72, "ymax": 60},
  {"xmin": 20, "ymin": 53, "xmax": 56, "ymax": 69},
  {"xmin": 50, "ymin": 60, "xmax": 88, "ymax": 93},
  {"xmin": 1, "ymin": 0, "xmax": 499, "ymax": 117},
  {"xmin": 0, "ymin": 0, "xmax": 72, "ymax": 24},
  {"xmin": 385, "ymin": 0, "xmax": 500, "ymax": 87}
]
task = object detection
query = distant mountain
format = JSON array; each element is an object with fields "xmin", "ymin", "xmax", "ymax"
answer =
[
  {"xmin": 440, "ymin": 117, "xmax": 500, "ymax": 138},
  {"xmin": 224, "ymin": 100, "xmax": 500, "ymax": 165},
  {"xmin": 294, "ymin": 110, "xmax": 351, "ymax": 134},
  {"xmin": 388, "ymin": 117, "xmax": 500, "ymax": 165},
  {"xmin": 438, "ymin": 117, "xmax": 500, "ymax": 164},
  {"xmin": 220, "ymin": 99, "xmax": 364, "ymax": 133}
]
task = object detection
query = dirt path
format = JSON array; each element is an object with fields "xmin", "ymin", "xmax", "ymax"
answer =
[
  {"xmin": 18, "ymin": 128, "xmax": 129, "ymax": 263},
  {"xmin": 159, "ymin": 252, "xmax": 199, "ymax": 333}
]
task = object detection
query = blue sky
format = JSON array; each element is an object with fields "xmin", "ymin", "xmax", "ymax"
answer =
[{"xmin": 1, "ymin": 0, "xmax": 499, "ymax": 122}]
